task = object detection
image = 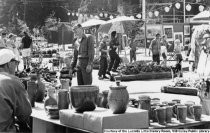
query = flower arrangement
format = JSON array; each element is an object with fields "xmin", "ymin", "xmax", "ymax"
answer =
[{"xmin": 117, "ymin": 61, "xmax": 171, "ymax": 75}]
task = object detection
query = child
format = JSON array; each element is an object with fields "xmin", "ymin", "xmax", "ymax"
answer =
[
  {"xmin": 172, "ymin": 39, "xmax": 183, "ymax": 77},
  {"xmin": 59, "ymin": 56, "xmax": 73, "ymax": 86}
]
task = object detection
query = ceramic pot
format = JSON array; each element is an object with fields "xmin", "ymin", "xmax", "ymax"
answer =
[
  {"xmin": 172, "ymin": 99, "xmax": 181, "ymax": 104},
  {"xmin": 165, "ymin": 106, "xmax": 173, "ymax": 123},
  {"xmin": 150, "ymin": 105, "xmax": 159, "ymax": 122},
  {"xmin": 177, "ymin": 105, "xmax": 187, "ymax": 123},
  {"xmin": 44, "ymin": 87, "xmax": 57, "ymax": 110},
  {"xmin": 100, "ymin": 90, "xmax": 109, "ymax": 108},
  {"xmin": 151, "ymin": 98, "xmax": 160, "ymax": 105},
  {"xmin": 35, "ymin": 76, "xmax": 46, "ymax": 102},
  {"xmin": 108, "ymin": 85, "xmax": 129, "ymax": 114},
  {"xmin": 60, "ymin": 79, "xmax": 70, "ymax": 89},
  {"xmin": 185, "ymin": 102, "xmax": 195, "ymax": 119},
  {"xmin": 192, "ymin": 105, "xmax": 202, "ymax": 121},
  {"xmin": 138, "ymin": 95, "xmax": 151, "ymax": 111},
  {"xmin": 27, "ymin": 81, "xmax": 37, "ymax": 107},
  {"xmin": 155, "ymin": 107, "xmax": 166, "ymax": 125},
  {"xmin": 70, "ymin": 85, "xmax": 99, "ymax": 113},
  {"xmin": 58, "ymin": 89, "xmax": 70, "ymax": 110}
]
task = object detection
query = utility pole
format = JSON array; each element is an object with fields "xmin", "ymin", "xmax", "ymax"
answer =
[
  {"xmin": 183, "ymin": 0, "xmax": 186, "ymax": 23},
  {"xmin": 142, "ymin": 0, "xmax": 147, "ymax": 56},
  {"xmin": 24, "ymin": 0, "xmax": 26, "ymax": 22}
]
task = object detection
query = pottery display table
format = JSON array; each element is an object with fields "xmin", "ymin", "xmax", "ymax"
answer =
[
  {"xmin": 31, "ymin": 103, "xmax": 91, "ymax": 133},
  {"xmin": 60, "ymin": 107, "xmax": 149, "ymax": 133},
  {"xmin": 149, "ymin": 115, "xmax": 210, "ymax": 129}
]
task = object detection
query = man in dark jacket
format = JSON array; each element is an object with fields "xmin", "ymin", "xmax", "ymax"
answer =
[
  {"xmin": 70, "ymin": 24, "xmax": 95, "ymax": 85},
  {"xmin": 107, "ymin": 31, "xmax": 120, "ymax": 75},
  {"xmin": 21, "ymin": 32, "xmax": 33, "ymax": 69}
]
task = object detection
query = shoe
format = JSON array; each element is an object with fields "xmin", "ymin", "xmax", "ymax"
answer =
[
  {"xmin": 106, "ymin": 71, "xmax": 111, "ymax": 75},
  {"xmin": 98, "ymin": 76, "xmax": 103, "ymax": 80},
  {"xmin": 103, "ymin": 75, "xmax": 109, "ymax": 79},
  {"xmin": 111, "ymin": 69, "xmax": 118, "ymax": 72}
]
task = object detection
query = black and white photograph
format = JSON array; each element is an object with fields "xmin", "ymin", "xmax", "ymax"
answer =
[{"xmin": 0, "ymin": 0, "xmax": 210, "ymax": 133}]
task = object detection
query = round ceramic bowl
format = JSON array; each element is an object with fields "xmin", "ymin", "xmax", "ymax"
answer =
[
  {"xmin": 45, "ymin": 105, "xmax": 59, "ymax": 119},
  {"xmin": 70, "ymin": 85, "xmax": 99, "ymax": 113}
]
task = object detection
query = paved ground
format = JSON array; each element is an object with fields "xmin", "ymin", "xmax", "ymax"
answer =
[{"xmin": 18, "ymin": 48, "xmax": 200, "ymax": 105}]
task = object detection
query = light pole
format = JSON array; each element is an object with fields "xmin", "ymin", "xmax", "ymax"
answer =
[{"xmin": 67, "ymin": 12, "xmax": 70, "ymax": 22}]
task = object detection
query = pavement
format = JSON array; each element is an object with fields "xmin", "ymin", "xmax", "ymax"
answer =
[{"xmin": 18, "ymin": 47, "xmax": 200, "ymax": 105}]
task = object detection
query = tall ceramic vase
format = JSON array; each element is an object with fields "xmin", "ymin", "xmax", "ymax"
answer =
[
  {"xmin": 35, "ymin": 74, "xmax": 46, "ymax": 102},
  {"xmin": 108, "ymin": 83, "xmax": 129, "ymax": 114}
]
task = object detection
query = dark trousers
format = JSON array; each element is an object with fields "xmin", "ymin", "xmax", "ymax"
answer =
[
  {"xmin": 76, "ymin": 59, "xmax": 92, "ymax": 85},
  {"xmin": 108, "ymin": 51, "xmax": 120, "ymax": 71},
  {"xmin": 130, "ymin": 50, "xmax": 136, "ymax": 62},
  {"xmin": 152, "ymin": 54, "xmax": 160, "ymax": 64},
  {"xmin": 98, "ymin": 56, "xmax": 108, "ymax": 77}
]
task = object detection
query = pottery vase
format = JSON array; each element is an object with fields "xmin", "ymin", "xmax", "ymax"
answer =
[
  {"xmin": 177, "ymin": 105, "xmax": 187, "ymax": 123},
  {"xmin": 108, "ymin": 85, "xmax": 129, "ymax": 114},
  {"xmin": 155, "ymin": 107, "xmax": 166, "ymax": 125},
  {"xmin": 100, "ymin": 90, "xmax": 109, "ymax": 108},
  {"xmin": 44, "ymin": 87, "xmax": 57, "ymax": 110},
  {"xmin": 35, "ymin": 75, "xmax": 46, "ymax": 102},
  {"xmin": 58, "ymin": 89, "xmax": 70, "ymax": 110},
  {"xmin": 192, "ymin": 105, "xmax": 202, "ymax": 121},
  {"xmin": 165, "ymin": 106, "xmax": 173, "ymax": 123},
  {"xmin": 27, "ymin": 81, "xmax": 37, "ymax": 107},
  {"xmin": 60, "ymin": 79, "xmax": 70, "ymax": 89}
]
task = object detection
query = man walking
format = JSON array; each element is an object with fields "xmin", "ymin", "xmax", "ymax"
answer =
[
  {"xmin": 70, "ymin": 24, "xmax": 95, "ymax": 85},
  {"xmin": 107, "ymin": 31, "xmax": 120, "ymax": 74},
  {"xmin": 98, "ymin": 34, "xmax": 109, "ymax": 79},
  {"xmin": 149, "ymin": 33, "xmax": 161, "ymax": 64},
  {"xmin": 21, "ymin": 32, "xmax": 33, "ymax": 69}
]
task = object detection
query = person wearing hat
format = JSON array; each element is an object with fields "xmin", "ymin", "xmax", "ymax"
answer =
[
  {"xmin": 149, "ymin": 33, "xmax": 161, "ymax": 64},
  {"xmin": 0, "ymin": 49, "xmax": 32, "ymax": 132},
  {"xmin": 70, "ymin": 24, "xmax": 95, "ymax": 85}
]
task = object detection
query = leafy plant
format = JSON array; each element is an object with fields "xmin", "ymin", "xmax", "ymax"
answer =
[{"xmin": 117, "ymin": 61, "xmax": 171, "ymax": 75}]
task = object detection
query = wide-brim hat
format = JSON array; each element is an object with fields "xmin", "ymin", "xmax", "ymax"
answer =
[{"xmin": 0, "ymin": 49, "xmax": 16, "ymax": 65}]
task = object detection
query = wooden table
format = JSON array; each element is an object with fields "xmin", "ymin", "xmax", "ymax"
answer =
[
  {"xmin": 149, "ymin": 116, "xmax": 210, "ymax": 129},
  {"xmin": 31, "ymin": 103, "xmax": 91, "ymax": 133}
]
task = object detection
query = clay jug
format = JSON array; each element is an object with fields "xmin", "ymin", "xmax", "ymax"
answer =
[
  {"xmin": 100, "ymin": 90, "xmax": 109, "ymax": 108},
  {"xmin": 27, "ymin": 81, "xmax": 37, "ymax": 107},
  {"xmin": 165, "ymin": 106, "xmax": 173, "ymax": 123},
  {"xmin": 108, "ymin": 84, "xmax": 129, "ymax": 114},
  {"xmin": 35, "ymin": 74, "xmax": 46, "ymax": 102},
  {"xmin": 150, "ymin": 105, "xmax": 159, "ymax": 122},
  {"xmin": 185, "ymin": 101, "xmax": 195, "ymax": 119},
  {"xmin": 60, "ymin": 79, "xmax": 70, "ymax": 89},
  {"xmin": 58, "ymin": 89, "xmax": 70, "ymax": 110},
  {"xmin": 155, "ymin": 107, "xmax": 166, "ymax": 125},
  {"xmin": 138, "ymin": 95, "xmax": 151, "ymax": 111},
  {"xmin": 192, "ymin": 105, "xmax": 202, "ymax": 121},
  {"xmin": 44, "ymin": 86, "xmax": 57, "ymax": 110},
  {"xmin": 177, "ymin": 105, "xmax": 187, "ymax": 123}
]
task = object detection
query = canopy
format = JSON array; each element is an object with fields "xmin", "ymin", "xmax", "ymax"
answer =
[
  {"xmin": 98, "ymin": 16, "xmax": 140, "ymax": 34},
  {"xmin": 192, "ymin": 10, "xmax": 210, "ymax": 21},
  {"xmin": 81, "ymin": 19, "xmax": 106, "ymax": 28}
]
